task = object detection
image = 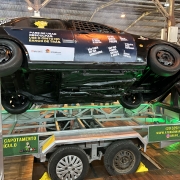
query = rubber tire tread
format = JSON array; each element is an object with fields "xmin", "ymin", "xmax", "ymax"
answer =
[
  {"xmin": 148, "ymin": 45, "xmax": 180, "ymax": 77},
  {"xmin": 104, "ymin": 140, "xmax": 141, "ymax": 176},
  {"xmin": 119, "ymin": 93, "xmax": 143, "ymax": 109},
  {"xmin": 1, "ymin": 97, "xmax": 32, "ymax": 114},
  {"xmin": 48, "ymin": 146, "xmax": 89, "ymax": 180},
  {"xmin": 0, "ymin": 40, "xmax": 23, "ymax": 77}
]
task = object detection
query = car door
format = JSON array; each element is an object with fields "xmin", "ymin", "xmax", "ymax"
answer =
[{"xmin": 4, "ymin": 18, "xmax": 75, "ymax": 67}]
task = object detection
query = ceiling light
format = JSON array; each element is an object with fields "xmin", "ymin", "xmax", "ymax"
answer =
[
  {"xmin": 28, "ymin": 6, "xmax": 33, "ymax": 10},
  {"xmin": 121, "ymin": 13, "xmax": 126, "ymax": 18},
  {"xmin": 164, "ymin": 0, "xmax": 169, "ymax": 7}
]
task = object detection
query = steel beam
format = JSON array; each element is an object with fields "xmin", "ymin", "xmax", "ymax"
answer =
[
  {"xmin": 167, "ymin": 0, "xmax": 175, "ymax": 27},
  {"xmin": 89, "ymin": 0, "xmax": 120, "ymax": 21}
]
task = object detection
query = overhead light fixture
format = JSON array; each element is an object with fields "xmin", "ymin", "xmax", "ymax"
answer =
[
  {"xmin": 164, "ymin": 0, "xmax": 169, "ymax": 7},
  {"xmin": 28, "ymin": 6, "xmax": 33, "ymax": 10},
  {"xmin": 121, "ymin": 13, "xmax": 126, "ymax": 18}
]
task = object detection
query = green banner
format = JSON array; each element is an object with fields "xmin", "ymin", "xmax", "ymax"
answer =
[
  {"xmin": 149, "ymin": 125, "xmax": 180, "ymax": 142},
  {"xmin": 3, "ymin": 135, "xmax": 39, "ymax": 156}
]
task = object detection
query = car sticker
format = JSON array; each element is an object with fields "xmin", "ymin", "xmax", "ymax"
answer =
[
  {"xmin": 92, "ymin": 38, "xmax": 102, "ymax": 44},
  {"xmin": 125, "ymin": 43, "xmax": 134, "ymax": 49},
  {"xmin": 123, "ymin": 50, "xmax": 131, "ymax": 58},
  {"xmin": 108, "ymin": 46, "xmax": 119, "ymax": 57},
  {"xmin": 87, "ymin": 46, "xmax": 103, "ymax": 56},
  {"xmin": 107, "ymin": 35, "xmax": 117, "ymax": 43},
  {"xmin": 0, "ymin": 18, "xmax": 12, "ymax": 25},
  {"xmin": 34, "ymin": 21, "xmax": 48, "ymax": 28},
  {"xmin": 25, "ymin": 45, "xmax": 75, "ymax": 61},
  {"xmin": 119, "ymin": 36, "xmax": 128, "ymax": 41},
  {"xmin": 29, "ymin": 31, "xmax": 61, "ymax": 43}
]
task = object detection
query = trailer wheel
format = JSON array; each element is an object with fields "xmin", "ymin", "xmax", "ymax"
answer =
[
  {"xmin": 48, "ymin": 146, "xmax": 89, "ymax": 180},
  {"xmin": 104, "ymin": 140, "xmax": 141, "ymax": 175}
]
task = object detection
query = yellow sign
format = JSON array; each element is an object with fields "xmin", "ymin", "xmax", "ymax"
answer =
[{"xmin": 34, "ymin": 21, "xmax": 48, "ymax": 28}]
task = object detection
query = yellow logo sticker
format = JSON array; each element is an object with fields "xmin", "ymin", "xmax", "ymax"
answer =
[
  {"xmin": 34, "ymin": 21, "xmax": 48, "ymax": 28},
  {"xmin": 139, "ymin": 44, "xmax": 143, "ymax": 47}
]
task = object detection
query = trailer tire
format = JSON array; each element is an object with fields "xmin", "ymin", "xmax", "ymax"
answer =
[
  {"xmin": 48, "ymin": 146, "xmax": 89, "ymax": 180},
  {"xmin": 104, "ymin": 140, "xmax": 141, "ymax": 175}
]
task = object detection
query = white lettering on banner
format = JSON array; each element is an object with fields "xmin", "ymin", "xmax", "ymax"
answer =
[
  {"xmin": 92, "ymin": 38, "xmax": 102, "ymax": 43},
  {"xmin": 107, "ymin": 36, "xmax": 117, "ymax": 43},
  {"xmin": 108, "ymin": 46, "xmax": 119, "ymax": 57},
  {"xmin": 119, "ymin": 36, "xmax": 128, "ymax": 41},
  {"xmin": 25, "ymin": 45, "xmax": 74, "ymax": 61},
  {"xmin": 88, "ymin": 46, "xmax": 103, "ymax": 56},
  {"xmin": 123, "ymin": 50, "xmax": 131, "ymax": 58},
  {"xmin": 125, "ymin": 43, "xmax": 134, "ymax": 49}
]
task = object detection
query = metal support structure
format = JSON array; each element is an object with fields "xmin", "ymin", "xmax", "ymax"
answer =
[
  {"xmin": 89, "ymin": 0, "xmax": 120, "ymax": 21},
  {"xmin": 167, "ymin": 0, "xmax": 175, "ymax": 27},
  {"xmin": 125, "ymin": 11, "xmax": 157, "ymax": 31},
  {"xmin": 152, "ymin": 0, "xmax": 170, "ymax": 19},
  {"xmin": 0, "ymin": 79, "xmax": 4, "ymax": 180},
  {"xmin": 25, "ymin": 0, "xmax": 52, "ymax": 16}
]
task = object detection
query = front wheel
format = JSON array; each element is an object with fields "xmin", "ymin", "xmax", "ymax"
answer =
[
  {"xmin": 2, "ymin": 94, "xmax": 32, "ymax": 114},
  {"xmin": 119, "ymin": 93, "xmax": 143, "ymax": 109},
  {"xmin": 148, "ymin": 45, "xmax": 180, "ymax": 77},
  {"xmin": 0, "ymin": 40, "xmax": 23, "ymax": 77},
  {"xmin": 104, "ymin": 140, "xmax": 141, "ymax": 175}
]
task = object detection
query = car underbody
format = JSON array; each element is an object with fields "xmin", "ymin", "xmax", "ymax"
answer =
[{"xmin": 2, "ymin": 66, "xmax": 180, "ymax": 108}]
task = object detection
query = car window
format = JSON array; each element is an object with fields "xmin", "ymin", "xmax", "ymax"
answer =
[{"xmin": 14, "ymin": 18, "xmax": 66, "ymax": 30}]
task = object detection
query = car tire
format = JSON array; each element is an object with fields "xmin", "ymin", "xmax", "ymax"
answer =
[
  {"xmin": 0, "ymin": 40, "xmax": 23, "ymax": 77},
  {"xmin": 104, "ymin": 140, "xmax": 141, "ymax": 176},
  {"xmin": 148, "ymin": 45, "xmax": 180, "ymax": 77},
  {"xmin": 119, "ymin": 93, "xmax": 143, "ymax": 109},
  {"xmin": 48, "ymin": 146, "xmax": 89, "ymax": 180},
  {"xmin": 2, "ymin": 94, "xmax": 32, "ymax": 114}
]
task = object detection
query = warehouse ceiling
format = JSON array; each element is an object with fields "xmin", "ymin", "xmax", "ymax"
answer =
[{"xmin": 0, "ymin": 0, "xmax": 180, "ymax": 40}]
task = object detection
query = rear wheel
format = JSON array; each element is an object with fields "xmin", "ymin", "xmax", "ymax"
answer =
[
  {"xmin": 0, "ymin": 40, "xmax": 23, "ymax": 77},
  {"xmin": 119, "ymin": 93, "xmax": 143, "ymax": 109},
  {"xmin": 2, "ymin": 94, "xmax": 32, "ymax": 114},
  {"xmin": 148, "ymin": 45, "xmax": 180, "ymax": 77},
  {"xmin": 104, "ymin": 140, "xmax": 141, "ymax": 175}
]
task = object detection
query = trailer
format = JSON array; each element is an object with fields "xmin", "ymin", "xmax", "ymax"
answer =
[{"xmin": 1, "ymin": 98, "xmax": 180, "ymax": 180}]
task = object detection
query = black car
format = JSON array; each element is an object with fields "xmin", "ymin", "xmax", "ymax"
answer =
[{"xmin": 1, "ymin": 17, "xmax": 180, "ymax": 114}]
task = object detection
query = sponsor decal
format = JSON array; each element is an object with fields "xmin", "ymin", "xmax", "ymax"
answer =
[
  {"xmin": 92, "ymin": 38, "xmax": 102, "ymax": 44},
  {"xmin": 25, "ymin": 45, "xmax": 74, "ymax": 61},
  {"xmin": 123, "ymin": 50, "xmax": 131, "ymax": 58},
  {"xmin": 29, "ymin": 31, "xmax": 61, "ymax": 43},
  {"xmin": 139, "ymin": 44, "xmax": 143, "ymax": 47},
  {"xmin": 138, "ymin": 36, "xmax": 149, "ymax": 40},
  {"xmin": 107, "ymin": 35, "xmax": 117, "ymax": 43},
  {"xmin": 34, "ymin": 21, "xmax": 48, "ymax": 28},
  {"xmin": 108, "ymin": 46, "xmax": 119, "ymax": 57},
  {"xmin": 125, "ymin": 43, "xmax": 134, "ymax": 49},
  {"xmin": 87, "ymin": 46, "xmax": 103, "ymax": 56},
  {"xmin": 119, "ymin": 36, "xmax": 128, "ymax": 41}
]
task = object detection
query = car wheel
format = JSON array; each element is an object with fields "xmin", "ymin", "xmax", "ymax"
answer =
[
  {"xmin": 48, "ymin": 146, "xmax": 89, "ymax": 180},
  {"xmin": 119, "ymin": 93, "xmax": 143, "ymax": 109},
  {"xmin": 0, "ymin": 40, "xmax": 23, "ymax": 77},
  {"xmin": 104, "ymin": 140, "xmax": 141, "ymax": 175},
  {"xmin": 2, "ymin": 94, "xmax": 32, "ymax": 114},
  {"xmin": 148, "ymin": 45, "xmax": 180, "ymax": 77}
]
